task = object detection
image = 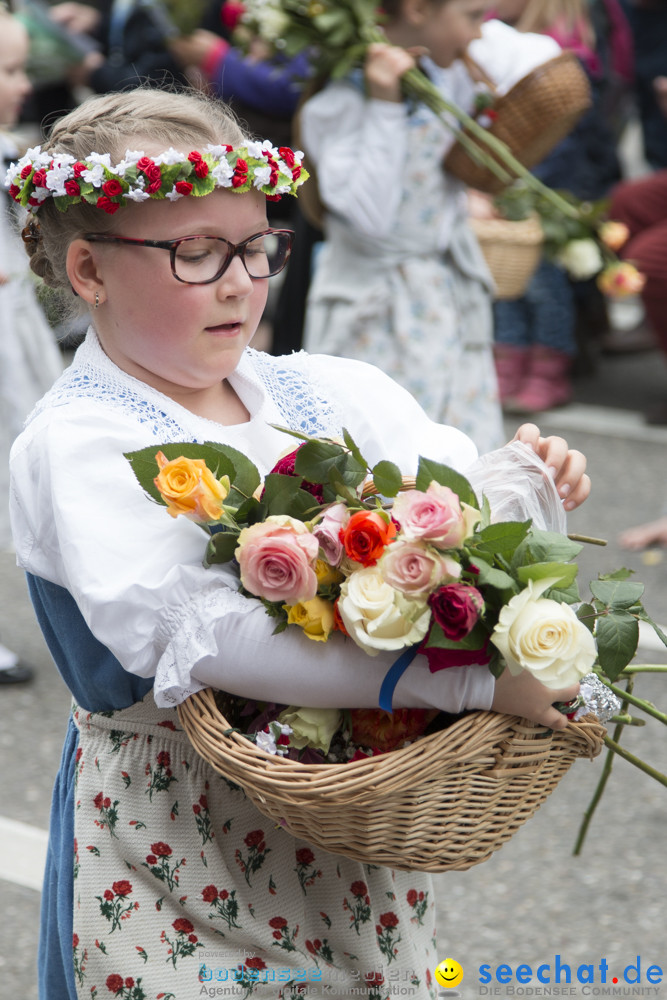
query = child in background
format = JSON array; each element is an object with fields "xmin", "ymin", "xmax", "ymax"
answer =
[
  {"xmin": 491, "ymin": 0, "xmax": 620, "ymax": 412},
  {"xmin": 0, "ymin": 5, "xmax": 62, "ymax": 683},
  {"xmin": 299, "ymin": 0, "xmax": 568, "ymax": 454},
  {"xmin": 8, "ymin": 86, "xmax": 589, "ymax": 998}
]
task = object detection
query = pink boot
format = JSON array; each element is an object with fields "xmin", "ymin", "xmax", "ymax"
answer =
[
  {"xmin": 493, "ymin": 344, "xmax": 529, "ymax": 406},
  {"xmin": 506, "ymin": 346, "xmax": 572, "ymax": 413}
]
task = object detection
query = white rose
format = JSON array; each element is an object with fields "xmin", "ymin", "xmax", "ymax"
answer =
[
  {"xmin": 338, "ymin": 566, "xmax": 431, "ymax": 656},
  {"xmin": 557, "ymin": 239, "xmax": 604, "ymax": 280},
  {"xmin": 490, "ymin": 577, "xmax": 597, "ymax": 689}
]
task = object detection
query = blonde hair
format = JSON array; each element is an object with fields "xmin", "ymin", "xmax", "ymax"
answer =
[
  {"xmin": 514, "ymin": 0, "xmax": 595, "ymax": 47},
  {"xmin": 26, "ymin": 88, "xmax": 250, "ymax": 294}
]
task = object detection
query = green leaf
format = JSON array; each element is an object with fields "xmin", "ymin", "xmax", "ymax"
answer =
[
  {"xmin": 371, "ymin": 460, "xmax": 403, "ymax": 497},
  {"xmin": 595, "ymin": 610, "xmax": 640, "ymax": 680},
  {"xmin": 480, "ymin": 494, "xmax": 492, "ymax": 530},
  {"xmin": 124, "ymin": 442, "xmax": 251, "ymax": 504},
  {"xmin": 511, "ymin": 529, "xmax": 583, "ymax": 570},
  {"xmin": 259, "ymin": 474, "xmax": 318, "ymax": 520},
  {"xmin": 294, "ymin": 438, "xmax": 366, "ymax": 490},
  {"xmin": 576, "ymin": 602, "xmax": 596, "ymax": 634},
  {"xmin": 469, "ymin": 556, "xmax": 517, "ymax": 592},
  {"xmin": 516, "ymin": 561, "xmax": 578, "ymax": 589},
  {"xmin": 474, "ymin": 520, "xmax": 531, "ymax": 557},
  {"xmin": 415, "ymin": 457, "xmax": 478, "ymax": 507},
  {"xmin": 589, "ymin": 579, "xmax": 645, "ymax": 610},
  {"xmin": 204, "ymin": 530, "xmax": 239, "ymax": 566},
  {"xmin": 342, "ymin": 427, "xmax": 369, "ymax": 471},
  {"xmin": 425, "ymin": 621, "xmax": 489, "ymax": 651}
]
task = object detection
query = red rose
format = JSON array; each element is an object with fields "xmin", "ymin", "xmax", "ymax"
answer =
[
  {"xmin": 350, "ymin": 707, "xmax": 436, "ymax": 752},
  {"xmin": 269, "ymin": 916, "xmax": 288, "ymax": 929},
  {"xmin": 72, "ymin": 161, "xmax": 87, "ymax": 177},
  {"xmin": 340, "ymin": 510, "xmax": 397, "ymax": 566},
  {"xmin": 96, "ymin": 196, "xmax": 120, "ymax": 214},
  {"xmin": 150, "ymin": 841, "xmax": 172, "ymax": 857},
  {"xmin": 266, "ymin": 194, "xmax": 282, "ymax": 202},
  {"xmin": 136, "ymin": 156, "xmax": 155, "ymax": 172},
  {"xmin": 188, "ymin": 934, "xmax": 198, "ymax": 943},
  {"xmin": 102, "ymin": 179, "xmax": 123, "ymax": 197},
  {"xmin": 173, "ymin": 917, "xmax": 194, "ymax": 934},
  {"xmin": 350, "ymin": 880, "xmax": 368, "ymax": 897},
  {"xmin": 244, "ymin": 829, "xmax": 265, "ymax": 849},
  {"xmin": 366, "ymin": 972, "xmax": 385, "ymax": 986},
  {"xmin": 94, "ymin": 791, "xmax": 104, "ymax": 809},
  {"xmin": 292, "ymin": 164, "xmax": 302, "ymax": 181},
  {"xmin": 103, "ymin": 797, "xmax": 111, "ymax": 809},
  {"xmin": 188, "ymin": 152, "xmax": 209, "ymax": 178},
  {"xmin": 8, "ymin": 184, "xmax": 19, "ymax": 200},
  {"xmin": 306, "ymin": 940, "xmax": 316, "ymax": 954},
  {"xmin": 379, "ymin": 911, "xmax": 399, "ymax": 928},
  {"xmin": 104, "ymin": 889, "xmax": 114, "ymax": 901},
  {"xmin": 158, "ymin": 719, "xmax": 177, "ymax": 730},
  {"xmin": 32, "ymin": 169, "xmax": 47, "ymax": 188},
  {"xmin": 146, "ymin": 178, "xmax": 162, "ymax": 194},
  {"xmin": 295, "ymin": 847, "xmax": 315, "ymax": 866},
  {"xmin": 278, "ymin": 146, "xmax": 295, "ymax": 168},
  {"xmin": 156, "ymin": 750, "xmax": 170, "ymax": 767},
  {"xmin": 406, "ymin": 889, "xmax": 418, "ymax": 906},
  {"xmin": 64, "ymin": 180, "xmax": 80, "ymax": 197},
  {"xmin": 72, "ymin": 934, "xmax": 79, "ymax": 948},
  {"xmin": 106, "ymin": 973, "xmax": 124, "ymax": 993},
  {"xmin": 112, "ymin": 880, "xmax": 132, "ymax": 897},
  {"xmin": 429, "ymin": 582, "xmax": 484, "ymax": 640},
  {"xmin": 201, "ymin": 885, "xmax": 218, "ymax": 903},
  {"xmin": 272, "ymin": 930, "xmax": 282, "ymax": 940},
  {"xmin": 175, "ymin": 180, "xmax": 193, "ymax": 195},
  {"xmin": 220, "ymin": 889, "xmax": 229, "ymax": 900},
  {"xmin": 145, "ymin": 854, "xmax": 157, "ymax": 865},
  {"xmin": 20, "ymin": 163, "xmax": 32, "ymax": 179},
  {"xmin": 124, "ymin": 979, "xmax": 134, "ymax": 989}
]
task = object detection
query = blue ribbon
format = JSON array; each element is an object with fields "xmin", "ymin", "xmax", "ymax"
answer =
[{"xmin": 378, "ymin": 644, "xmax": 421, "ymax": 712}]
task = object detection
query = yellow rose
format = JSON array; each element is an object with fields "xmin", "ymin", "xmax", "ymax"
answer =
[
  {"xmin": 153, "ymin": 452, "xmax": 230, "ymax": 523},
  {"xmin": 277, "ymin": 706, "xmax": 342, "ymax": 754},
  {"xmin": 491, "ymin": 577, "xmax": 597, "ymax": 690},
  {"xmin": 284, "ymin": 596, "xmax": 336, "ymax": 641},
  {"xmin": 314, "ymin": 559, "xmax": 344, "ymax": 588},
  {"xmin": 598, "ymin": 220, "xmax": 630, "ymax": 252}
]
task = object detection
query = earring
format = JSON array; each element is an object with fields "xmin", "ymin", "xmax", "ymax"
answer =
[{"xmin": 94, "ymin": 292, "xmax": 99, "ymax": 309}]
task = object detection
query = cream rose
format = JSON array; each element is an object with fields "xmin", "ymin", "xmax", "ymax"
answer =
[
  {"xmin": 557, "ymin": 238, "xmax": 604, "ymax": 280},
  {"xmin": 277, "ymin": 706, "xmax": 342, "ymax": 754},
  {"xmin": 491, "ymin": 577, "xmax": 597, "ymax": 689},
  {"xmin": 338, "ymin": 565, "xmax": 431, "ymax": 656}
]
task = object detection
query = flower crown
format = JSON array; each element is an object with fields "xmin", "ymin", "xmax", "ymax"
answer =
[{"xmin": 5, "ymin": 141, "xmax": 308, "ymax": 215}]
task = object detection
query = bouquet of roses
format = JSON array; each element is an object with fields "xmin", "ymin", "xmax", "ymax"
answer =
[{"xmin": 125, "ymin": 429, "xmax": 666, "ymax": 796}]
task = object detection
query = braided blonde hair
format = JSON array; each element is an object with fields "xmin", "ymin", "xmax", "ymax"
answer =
[{"xmin": 26, "ymin": 88, "xmax": 250, "ymax": 294}]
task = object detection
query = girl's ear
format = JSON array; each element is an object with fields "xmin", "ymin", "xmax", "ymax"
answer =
[{"xmin": 66, "ymin": 238, "xmax": 105, "ymax": 308}]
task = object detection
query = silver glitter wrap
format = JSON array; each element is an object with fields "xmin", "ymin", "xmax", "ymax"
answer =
[{"xmin": 572, "ymin": 673, "xmax": 622, "ymax": 724}]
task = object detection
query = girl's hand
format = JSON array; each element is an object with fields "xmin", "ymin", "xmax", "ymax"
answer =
[
  {"xmin": 364, "ymin": 42, "xmax": 420, "ymax": 102},
  {"xmin": 491, "ymin": 667, "xmax": 580, "ymax": 731},
  {"xmin": 512, "ymin": 423, "xmax": 590, "ymax": 511}
]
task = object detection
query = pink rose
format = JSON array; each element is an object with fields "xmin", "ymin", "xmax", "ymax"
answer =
[
  {"xmin": 380, "ymin": 541, "xmax": 460, "ymax": 596},
  {"xmin": 236, "ymin": 515, "xmax": 319, "ymax": 604},
  {"xmin": 428, "ymin": 583, "xmax": 484, "ymax": 640},
  {"xmin": 391, "ymin": 483, "xmax": 476, "ymax": 550},
  {"xmin": 312, "ymin": 503, "xmax": 349, "ymax": 567}
]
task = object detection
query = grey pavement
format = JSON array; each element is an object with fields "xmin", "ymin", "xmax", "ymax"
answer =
[{"xmin": 1, "ymin": 345, "xmax": 667, "ymax": 1000}]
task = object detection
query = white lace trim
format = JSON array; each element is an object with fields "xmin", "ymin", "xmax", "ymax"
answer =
[{"xmin": 245, "ymin": 348, "xmax": 344, "ymax": 437}]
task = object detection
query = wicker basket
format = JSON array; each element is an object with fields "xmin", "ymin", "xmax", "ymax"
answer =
[
  {"xmin": 444, "ymin": 50, "xmax": 592, "ymax": 194},
  {"xmin": 177, "ymin": 688, "xmax": 605, "ymax": 872},
  {"xmin": 471, "ymin": 213, "xmax": 544, "ymax": 299}
]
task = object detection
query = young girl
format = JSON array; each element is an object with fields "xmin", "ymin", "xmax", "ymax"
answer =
[
  {"xmin": 7, "ymin": 87, "xmax": 589, "ymax": 1000},
  {"xmin": 0, "ymin": 6, "xmax": 62, "ymax": 683},
  {"xmin": 299, "ymin": 0, "xmax": 562, "ymax": 453}
]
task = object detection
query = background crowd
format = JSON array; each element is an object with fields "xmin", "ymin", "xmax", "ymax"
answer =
[{"xmin": 2, "ymin": 0, "xmax": 667, "ymax": 685}]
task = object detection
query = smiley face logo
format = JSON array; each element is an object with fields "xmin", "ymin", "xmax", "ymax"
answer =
[{"xmin": 435, "ymin": 958, "xmax": 464, "ymax": 989}]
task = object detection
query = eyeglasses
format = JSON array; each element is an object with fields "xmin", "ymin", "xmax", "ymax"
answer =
[{"xmin": 84, "ymin": 228, "xmax": 294, "ymax": 284}]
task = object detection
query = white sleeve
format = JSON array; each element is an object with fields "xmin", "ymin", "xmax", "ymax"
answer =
[
  {"xmin": 10, "ymin": 402, "xmax": 492, "ymax": 712},
  {"xmin": 299, "ymin": 82, "xmax": 409, "ymax": 237}
]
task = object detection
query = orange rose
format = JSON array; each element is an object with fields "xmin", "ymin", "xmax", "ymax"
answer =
[
  {"xmin": 598, "ymin": 220, "xmax": 630, "ymax": 253},
  {"xmin": 153, "ymin": 452, "xmax": 230, "ymax": 523},
  {"xmin": 597, "ymin": 261, "xmax": 646, "ymax": 298},
  {"xmin": 340, "ymin": 510, "xmax": 397, "ymax": 567}
]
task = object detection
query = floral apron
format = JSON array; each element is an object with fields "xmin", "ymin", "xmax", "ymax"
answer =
[{"xmin": 70, "ymin": 693, "xmax": 440, "ymax": 999}]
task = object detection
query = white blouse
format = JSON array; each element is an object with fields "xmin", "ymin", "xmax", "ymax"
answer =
[{"xmin": 10, "ymin": 330, "xmax": 502, "ymax": 713}]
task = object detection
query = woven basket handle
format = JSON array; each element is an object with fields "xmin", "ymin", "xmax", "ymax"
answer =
[{"xmin": 461, "ymin": 51, "xmax": 498, "ymax": 93}]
